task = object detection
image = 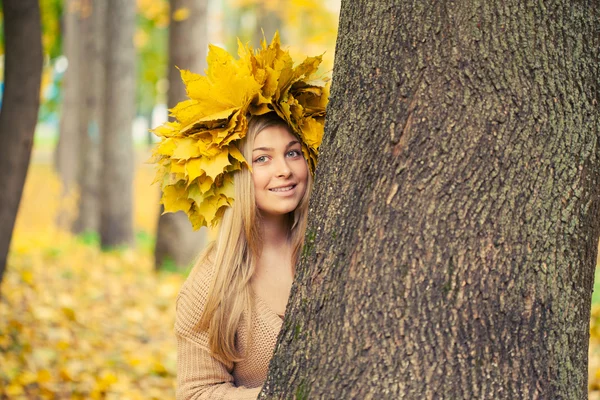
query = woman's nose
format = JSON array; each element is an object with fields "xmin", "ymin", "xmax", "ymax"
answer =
[{"xmin": 275, "ymin": 158, "xmax": 291, "ymax": 178}]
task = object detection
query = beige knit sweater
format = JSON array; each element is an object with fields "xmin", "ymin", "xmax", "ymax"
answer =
[{"xmin": 175, "ymin": 262, "xmax": 282, "ymax": 400}]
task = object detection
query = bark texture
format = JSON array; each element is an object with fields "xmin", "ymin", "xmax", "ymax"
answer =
[
  {"xmin": 0, "ymin": 0, "xmax": 43, "ymax": 286},
  {"xmin": 100, "ymin": 0, "xmax": 136, "ymax": 247},
  {"xmin": 261, "ymin": 1, "xmax": 600, "ymax": 399},
  {"xmin": 73, "ymin": 0, "xmax": 106, "ymax": 234},
  {"xmin": 154, "ymin": 0, "xmax": 208, "ymax": 270}
]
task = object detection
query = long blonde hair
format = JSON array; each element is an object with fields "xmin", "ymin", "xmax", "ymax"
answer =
[{"xmin": 197, "ymin": 113, "xmax": 313, "ymax": 363}]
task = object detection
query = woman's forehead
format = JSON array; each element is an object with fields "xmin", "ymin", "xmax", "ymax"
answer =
[{"xmin": 254, "ymin": 125, "xmax": 298, "ymax": 146}]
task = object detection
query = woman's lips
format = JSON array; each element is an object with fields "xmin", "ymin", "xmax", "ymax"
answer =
[{"xmin": 269, "ymin": 184, "xmax": 297, "ymax": 194}]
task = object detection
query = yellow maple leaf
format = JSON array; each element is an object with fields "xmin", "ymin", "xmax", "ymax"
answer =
[
  {"xmin": 187, "ymin": 183, "xmax": 203, "ymax": 206},
  {"xmin": 152, "ymin": 120, "xmax": 180, "ymax": 138},
  {"xmin": 162, "ymin": 185, "xmax": 192, "ymax": 213},
  {"xmin": 293, "ymin": 80, "xmax": 329, "ymax": 115},
  {"xmin": 154, "ymin": 137, "xmax": 177, "ymax": 156},
  {"xmin": 169, "ymin": 162, "xmax": 185, "ymax": 175},
  {"xmin": 199, "ymin": 175, "xmax": 214, "ymax": 193},
  {"xmin": 228, "ymin": 145, "xmax": 247, "ymax": 165},
  {"xmin": 169, "ymin": 99, "xmax": 201, "ymax": 127},
  {"xmin": 202, "ymin": 151, "xmax": 231, "ymax": 181},
  {"xmin": 300, "ymin": 116, "xmax": 323, "ymax": 150},
  {"xmin": 180, "ymin": 106, "xmax": 239, "ymax": 135},
  {"xmin": 198, "ymin": 197, "xmax": 219, "ymax": 225},
  {"xmin": 182, "ymin": 46, "xmax": 262, "ymax": 117},
  {"xmin": 188, "ymin": 208, "xmax": 206, "ymax": 230},
  {"xmin": 215, "ymin": 178, "xmax": 235, "ymax": 201},
  {"xmin": 185, "ymin": 159, "xmax": 204, "ymax": 182},
  {"xmin": 172, "ymin": 138, "xmax": 200, "ymax": 160}
]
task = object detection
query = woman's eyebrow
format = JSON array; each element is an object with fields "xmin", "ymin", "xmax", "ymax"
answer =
[{"xmin": 253, "ymin": 141, "xmax": 300, "ymax": 152}]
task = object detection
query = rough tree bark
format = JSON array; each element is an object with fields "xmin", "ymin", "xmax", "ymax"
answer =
[
  {"xmin": 100, "ymin": 0, "xmax": 135, "ymax": 247},
  {"xmin": 73, "ymin": 0, "xmax": 106, "ymax": 234},
  {"xmin": 0, "ymin": 0, "xmax": 43, "ymax": 286},
  {"xmin": 55, "ymin": 0, "xmax": 81, "ymax": 228},
  {"xmin": 154, "ymin": 0, "xmax": 208, "ymax": 270},
  {"xmin": 261, "ymin": 1, "xmax": 600, "ymax": 399}
]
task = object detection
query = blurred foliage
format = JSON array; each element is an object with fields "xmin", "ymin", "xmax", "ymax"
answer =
[
  {"xmin": 0, "ymin": 0, "xmax": 339, "ymax": 121},
  {"xmin": 225, "ymin": 0, "xmax": 340, "ymax": 73},
  {"xmin": 40, "ymin": 0, "xmax": 64, "ymax": 60},
  {"xmin": 0, "ymin": 157, "xmax": 181, "ymax": 398},
  {"xmin": 136, "ymin": 0, "xmax": 169, "ymax": 118}
]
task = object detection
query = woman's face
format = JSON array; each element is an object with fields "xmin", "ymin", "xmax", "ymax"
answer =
[{"xmin": 251, "ymin": 124, "xmax": 308, "ymax": 218}]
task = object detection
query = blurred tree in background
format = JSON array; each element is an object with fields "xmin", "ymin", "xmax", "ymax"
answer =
[
  {"xmin": 100, "ymin": 0, "xmax": 137, "ymax": 248},
  {"xmin": 55, "ymin": 1, "xmax": 81, "ymax": 227},
  {"xmin": 154, "ymin": 0, "xmax": 208, "ymax": 271},
  {"xmin": 73, "ymin": 0, "xmax": 106, "ymax": 234},
  {"xmin": 10, "ymin": 0, "xmax": 341, "ymax": 253},
  {"xmin": 0, "ymin": 0, "xmax": 43, "ymax": 286},
  {"xmin": 0, "ymin": 0, "xmax": 341, "ymax": 262}
]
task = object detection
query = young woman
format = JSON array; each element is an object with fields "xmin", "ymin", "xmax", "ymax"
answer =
[{"xmin": 174, "ymin": 113, "xmax": 313, "ymax": 399}]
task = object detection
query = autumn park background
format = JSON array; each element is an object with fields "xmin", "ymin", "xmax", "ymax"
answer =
[
  {"xmin": 0, "ymin": 0, "xmax": 599, "ymax": 398},
  {"xmin": 0, "ymin": 0, "xmax": 338, "ymax": 398}
]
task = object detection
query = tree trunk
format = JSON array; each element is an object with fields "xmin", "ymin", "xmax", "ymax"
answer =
[
  {"xmin": 100, "ymin": 0, "xmax": 136, "ymax": 248},
  {"xmin": 0, "ymin": 0, "xmax": 43, "ymax": 286},
  {"xmin": 154, "ymin": 0, "xmax": 208, "ymax": 270},
  {"xmin": 55, "ymin": 0, "xmax": 81, "ymax": 229},
  {"xmin": 73, "ymin": 0, "xmax": 106, "ymax": 234},
  {"xmin": 261, "ymin": 1, "xmax": 600, "ymax": 399}
]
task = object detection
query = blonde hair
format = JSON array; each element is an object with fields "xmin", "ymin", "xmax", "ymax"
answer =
[{"xmin": 197, "ymin": 113, "xmax": 312, "ymax": 363}]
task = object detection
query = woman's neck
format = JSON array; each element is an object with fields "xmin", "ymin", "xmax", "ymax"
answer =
[
  {"xmin": 252, "ymin": 213, "xmax": 295, "ymax": 317},
  {"xmin": 259, "ymin": 213, "xmax": 290, "ymax": 250}
]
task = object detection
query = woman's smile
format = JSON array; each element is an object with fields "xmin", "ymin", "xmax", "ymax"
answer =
[{"xmin": 269, "ymin": 184, "xmax": 297, "ymax": 194}]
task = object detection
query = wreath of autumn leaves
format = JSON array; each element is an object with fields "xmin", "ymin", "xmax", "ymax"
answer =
[{"xmin": 150, "ymin": 33, "xmax": 330, "ymax": 229}]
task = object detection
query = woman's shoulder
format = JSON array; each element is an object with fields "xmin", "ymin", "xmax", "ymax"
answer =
[
  {"xmin": 174, "ymin": 246, "xmax": 216, "ymax": 336},
  {"xmin": 180, "ymin": 254, "xmax": 215, "ymax": 300}
]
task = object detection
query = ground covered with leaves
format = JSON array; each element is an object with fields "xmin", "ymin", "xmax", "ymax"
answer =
[
  {"xmin": 0, "ymin": 160, "xmax": 187, "ymax": 399},
  {"xmin": 0, "ymin": 236, "xmax": 183, "ymax": 399}
]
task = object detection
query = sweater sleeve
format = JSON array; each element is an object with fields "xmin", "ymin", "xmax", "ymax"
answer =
[{"xmin": 175, "ymin": 266, "xmax": 262, "ymax": 400}]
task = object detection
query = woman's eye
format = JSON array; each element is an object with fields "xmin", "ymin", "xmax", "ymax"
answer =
[
  {"xmin": 286, "ymin": 149, "xmax": 302, "ymax": 158},
  {"xmin": 254, "ymin": 156, "xmax": 268, "ymax": 163}
]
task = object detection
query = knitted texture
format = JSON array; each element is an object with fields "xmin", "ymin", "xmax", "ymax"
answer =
[{"xmin": 175, "ymin": 262, "xmax": 283, "ymax": 400}]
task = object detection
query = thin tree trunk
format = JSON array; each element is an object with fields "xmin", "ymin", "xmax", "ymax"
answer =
[
  {"xmin": 261, "ymin": 1, "xmax": 600, "ymax": 398},
  {"xmin": 154, "ymin": 0, "xmax": 208, "ymax": 270},
  {"xmin": 0, "ymin": 0, "xmax": 43, "ymax": 287},
  {"xmin": 73, "ymin": 0, "xmax": 105, "ymax": 234},
  {"xmin": 100, "ymin": 0, "xmax": 136, "ymax": 247},
  {"xmin": 55, "ymin": 0, "xmax": 81, "ymax": 229}
]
